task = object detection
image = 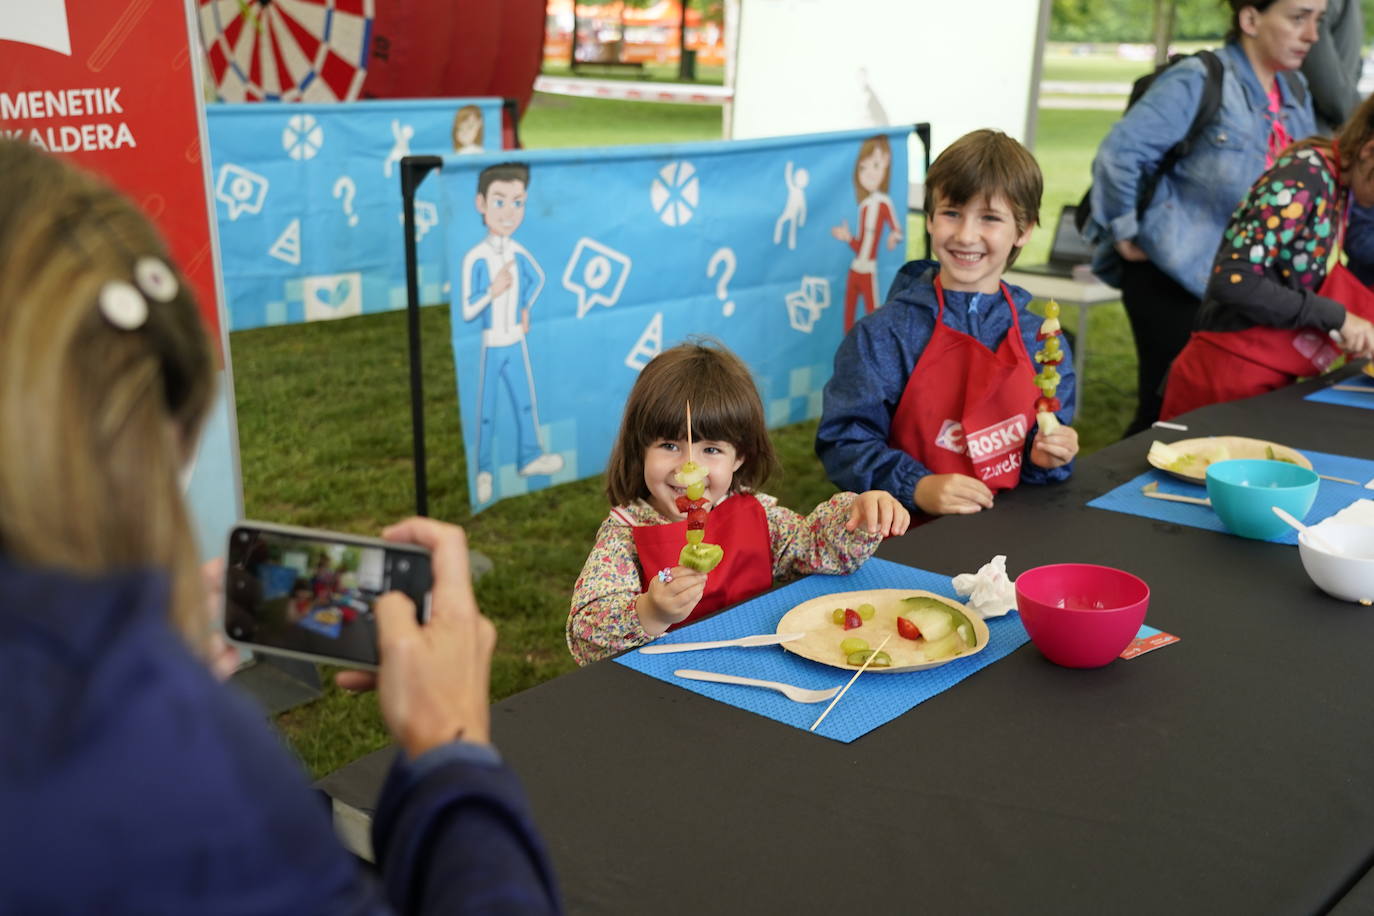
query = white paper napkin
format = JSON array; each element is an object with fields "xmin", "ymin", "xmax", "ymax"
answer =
[
  {"xmin": 952, "ymin": 555, "xmax": 1016, "ymax": 618},
  {"xmin": 1315, "ymin": 498, "xmax": 1374, "ymax": 529}
]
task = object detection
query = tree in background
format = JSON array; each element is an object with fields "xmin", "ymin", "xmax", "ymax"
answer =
[{"xmin": 1049, "ymin": 0, "xmax": 1374, "ymax": 43}]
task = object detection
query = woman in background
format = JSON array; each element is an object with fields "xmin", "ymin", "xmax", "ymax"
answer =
[{"xmin": 1083, "ymin": 0, "xmax": 1320, "ymax": 433}]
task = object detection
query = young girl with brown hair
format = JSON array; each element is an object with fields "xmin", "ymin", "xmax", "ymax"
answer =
[{"xmin": 567, "ymin": 339, "xmax": 908, "ymax": 665}]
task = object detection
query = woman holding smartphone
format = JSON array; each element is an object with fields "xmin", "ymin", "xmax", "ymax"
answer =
[{"xmin": 0, "ymin": 139, "xmax": 560, "ymax": 914}]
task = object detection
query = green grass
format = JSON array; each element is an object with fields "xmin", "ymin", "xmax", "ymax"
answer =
[
  {"xmin": 240, "ymin": 84, "xmax": 1138, "ymax": 778},
  {"xmin": 1040, "ymin": 54, "xmax": 1152, "ymax": 85},
  {"xmin": 520, "ymin": 92, "xmax": 724, "ymax": 148}
]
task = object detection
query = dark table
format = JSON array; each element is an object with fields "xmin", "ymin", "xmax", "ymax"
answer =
[{"xmin": 477, "ymin": 373, "xmax": 1374, "ymax": 915}]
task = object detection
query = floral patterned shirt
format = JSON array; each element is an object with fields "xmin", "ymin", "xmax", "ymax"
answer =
[
  {"xmin": 566, "ymin": 491, "xmax": 882, "ymax": 666},
  {"xmin": 1198, "ymin": 145, "xmax": 1349, "ymax": 334}
]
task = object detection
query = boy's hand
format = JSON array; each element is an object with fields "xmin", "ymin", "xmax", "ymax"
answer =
[
  {"xmin": 637, "ymin": 566, "xmax": 706, "ymax": 636},
  {"xmin": 915, "ymin": 473, "xmax": 994, "ymax": 515},
  {"xmin": 1030, "ymin": 424, "xmax": 1079, "ymax": 469},
  {"xmin": 845, "ymin": 490, "xmax": 911, "ymax": 537}
]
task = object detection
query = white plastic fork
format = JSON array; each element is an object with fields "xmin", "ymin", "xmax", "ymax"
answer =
[{"xmin": 674, "ymin": 669, "xmax": 840, "ymax": 703}]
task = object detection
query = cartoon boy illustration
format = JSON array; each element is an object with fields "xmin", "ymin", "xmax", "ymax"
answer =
[{"xmin": 461, "ymin": 162, "xmax": 563, "ymax": 505}]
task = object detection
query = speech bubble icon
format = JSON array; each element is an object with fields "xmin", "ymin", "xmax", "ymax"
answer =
[
  {"xmin": 215, "ymin": 163, "xmax": 269, "ymax": 221},
  {"xmin": 562, "ymin": 237, "xmax": 632, "ymax": 319}
]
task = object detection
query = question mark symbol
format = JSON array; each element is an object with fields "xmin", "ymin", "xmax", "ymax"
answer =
[
  {"xmin": 707, "ymin": 247, "xmax": 737, "ymax": 317},
  {"xmin": 332, "ymin": 176, "xmax": 359, "ymax": 227}
]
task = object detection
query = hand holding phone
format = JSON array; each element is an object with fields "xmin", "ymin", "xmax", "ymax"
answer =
[
  {"xmin": 364, "ymin": 517, "xmax": 497, "ymax": 754},
  {"xmin": 225, "ymin": 521, "xmax": 433, "ymax": 669}
]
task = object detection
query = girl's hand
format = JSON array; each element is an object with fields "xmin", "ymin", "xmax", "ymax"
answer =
[
  {"xmin": 1338, "ymin": 312, "xmax": 1374, "ymax": 359},
  {"xmin": 1030, "ymin": 425, "xmax": 1080, "ymax": 469},
  {"xmin": 845, "ymin": 490, "xmax": 911, "ymax": 537},
  {"xmin": 637, "ymin": 566, "xmax": 706, "ymax": 636},
  {"xmin": 831, "ymin": 221, "xmax": 852, "ymax": 243},
  {"xmin": 915, "ymin": 473, "xmax": 994, "ymax": 515},
  {"xmin": 886, "ymin": 228, "xmax": 903, "ymax": 251}
]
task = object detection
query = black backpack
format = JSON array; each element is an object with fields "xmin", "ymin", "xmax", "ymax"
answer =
[{"xmin": 1074, "ymin": 50, "xmax": 1307, "ymax": 237}]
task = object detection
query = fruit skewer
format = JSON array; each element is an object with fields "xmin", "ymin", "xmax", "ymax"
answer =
[
  {"xmin": 674, "ymin": 402, "xmax": 724, "ymax": 573},
  {"xmin": 1032, "ymin": 300, "xmax": 1065, "ymax": 435}
]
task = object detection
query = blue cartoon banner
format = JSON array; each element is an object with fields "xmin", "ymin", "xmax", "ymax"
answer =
[
  {"xmin": 206, "ymin": 98, "xmax": 504, "ymax": 331},
  {"xmin": 439, "ymin": 126, "xmax": 910, "ymax": 509}
]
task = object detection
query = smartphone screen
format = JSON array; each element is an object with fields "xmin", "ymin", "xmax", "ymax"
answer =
[{"xmin": 224, "ymin": 524, "xmax": 432, "ymax": 668}]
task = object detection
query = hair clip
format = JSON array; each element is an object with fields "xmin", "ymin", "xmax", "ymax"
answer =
[
  {"xmin": 134, "ymin": 256, "xmax": 178, "ymax": 302},
  {"xmin": 98, "ymin": 280, "xmax": 148, "ymax": 330}
]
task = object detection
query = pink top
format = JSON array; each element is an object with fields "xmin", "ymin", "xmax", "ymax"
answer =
[{"xmin": 1266, "ymin": 79, "xmax": 1292, "ymax": 166}]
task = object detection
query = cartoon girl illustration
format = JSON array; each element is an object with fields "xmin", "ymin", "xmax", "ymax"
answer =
[
  {"xmin": 832, "ymin": 134, "xmax": 902, "ymax": 331},
  {"xmin": 453, "ymin": 104, "xmax": 485, "ymax": 155}
]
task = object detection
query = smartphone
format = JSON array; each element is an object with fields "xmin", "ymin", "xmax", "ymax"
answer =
[{"xmin": 224, "ymin": 520, "xmax": 432, "ymax": 669}]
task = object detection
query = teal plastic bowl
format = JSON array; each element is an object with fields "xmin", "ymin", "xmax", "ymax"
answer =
[{"xmin": 1204, "ymin": 459, "xmax": 1319, "ymax": 540}]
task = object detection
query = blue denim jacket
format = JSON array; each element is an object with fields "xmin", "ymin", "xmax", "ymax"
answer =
[{"xmin": 1086, "ymin": 41, "xmax": 1316, "ymax": 297}]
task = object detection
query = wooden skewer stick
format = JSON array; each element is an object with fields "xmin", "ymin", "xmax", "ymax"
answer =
[
  {"xmin": 686, "ymin": 400, "xmax": 693, "ymax": 463},
  {"xmin": 810, "ymin": 633, "xmax": 893, "ymax": 732},
  {"xmin": 1318, "ymin": 474, "xmax": 1361, "ymax": 485},
  {"xmin": 1331, "ymin": 384, "xmax": 1374, "ymax": 393},
  {"xmin": 1141, "ymin": 481, "xmax": 1212, "ymax": 506}
]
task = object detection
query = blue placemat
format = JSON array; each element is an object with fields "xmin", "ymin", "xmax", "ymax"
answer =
[
  {"xmin": 613, "ymin": 558, "xmax": 1029, "ymax": 743},
  {"xmin": 1305, "ymin": 374, "xmax": 1374, "ymax": 409},
  {"xmin": 1087, "ymin": 449, "xmax": 1374, "ymax": 543}
]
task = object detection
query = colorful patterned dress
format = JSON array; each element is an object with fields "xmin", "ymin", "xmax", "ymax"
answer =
[{"xmin": 567, "ymin": 491, "xmax": 883, "ymax": 666}]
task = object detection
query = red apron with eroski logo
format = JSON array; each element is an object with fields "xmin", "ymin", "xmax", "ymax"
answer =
[
  {"xmin": 630, "ymin": 492, "xmax": 773, "ymax": 630},
  {"xmin": 888, "ymin": 277, "xmax": 1041, "ymax": 490},
  {"xmin": 1161, "ymin": 149, "xmax": 1374, "ymax": 420}
]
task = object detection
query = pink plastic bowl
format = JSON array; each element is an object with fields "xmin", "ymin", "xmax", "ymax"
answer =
[{"xmin": 1014, "ymin": 564, "xmax": 1151, "ymax": 668}]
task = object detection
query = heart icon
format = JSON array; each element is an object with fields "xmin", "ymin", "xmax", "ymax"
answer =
[{"xmin": 312, "ymin": 278, "xmax": 352, "ymax": 308}]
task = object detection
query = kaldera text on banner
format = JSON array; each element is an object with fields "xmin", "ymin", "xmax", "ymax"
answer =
[{"xmin": 1, "ymin": 87, "xmax": 136, "ymax": 153}]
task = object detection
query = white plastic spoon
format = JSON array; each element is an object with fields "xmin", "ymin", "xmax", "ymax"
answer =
[{"xmin": 1271, "ymin": 506, "xmax": 1344, "ymax": 556}]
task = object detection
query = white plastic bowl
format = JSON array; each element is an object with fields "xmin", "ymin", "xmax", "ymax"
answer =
[{"xmin": 1297, "ymin": 524, "xmax": 1374, "ymax": 603}]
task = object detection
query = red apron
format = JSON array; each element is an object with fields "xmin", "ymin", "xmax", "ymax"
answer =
[
  {"xmin": 1161, "ymin": 149, "xmax": 1374, "ymax": 419},
  {"xmin": 630, "ymin": 492, "xmax": 773, "ymax": 629},
  {"xmin": 888, "ymin": 278, "xmax": 1041, "ymax": 490}
]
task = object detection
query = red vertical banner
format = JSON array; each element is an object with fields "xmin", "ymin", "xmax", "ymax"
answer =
[
  {"xmin": 1, "ymin": 0, "xmax": 242, "ymax": 561},
  {"xmin": 0, "ymin": 0, "xmax": 221, "ymax": 347}
]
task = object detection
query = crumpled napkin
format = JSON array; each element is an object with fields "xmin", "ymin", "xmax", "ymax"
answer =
[
  {"xmin": 951, "ymin": 555, "xmax": 1016, "ymax": 618},
  {"xmin": 1314, "ymin": 498, "xmax": 1374, "ymax": 529}
]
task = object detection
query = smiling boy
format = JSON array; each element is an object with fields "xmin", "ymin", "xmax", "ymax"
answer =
[{"xmin": 815, "ymin": 129, "xmax": 1080, "ymax": 518}]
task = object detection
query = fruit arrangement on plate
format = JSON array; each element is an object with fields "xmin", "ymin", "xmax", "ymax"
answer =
[
  {"xmin": 777, "ymin": 589, "xmax": 991, "ymax": 673},
  {"xmin": 1147, "ymin": 436, "xmax": 1311, "ymax": 482}
]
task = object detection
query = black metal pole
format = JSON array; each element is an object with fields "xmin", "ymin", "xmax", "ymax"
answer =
[
  {"xmin": 400, "ymin": 155, "xmax": 443, "ymax": 518},
  {"xmin": 914, "ymin": 122, "xmax": 933, "ymax": 260},
  {"xmin": 502, "ymin": 98, "xmax": 523, "ymax": 150}
]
